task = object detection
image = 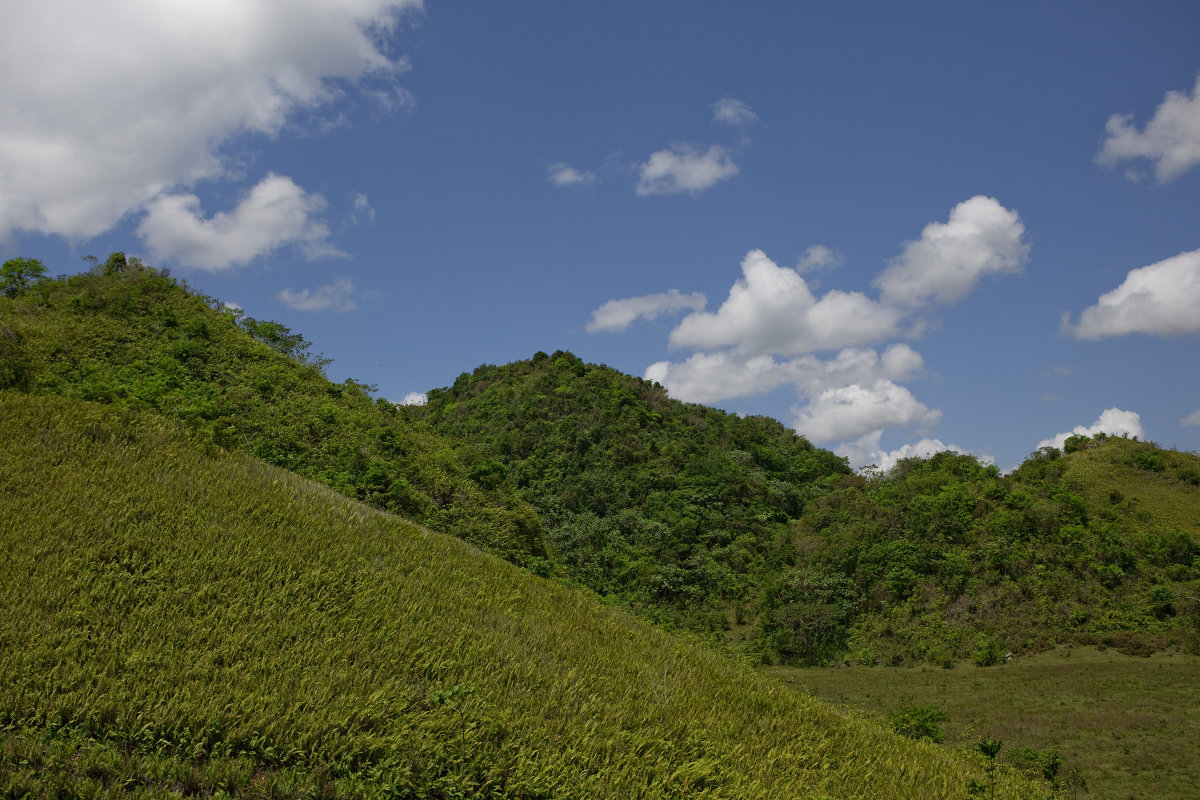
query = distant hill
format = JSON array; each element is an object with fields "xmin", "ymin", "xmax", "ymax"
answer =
[
  {"xmin": 784, "ymin": 441, "xmax": 1200, "ymax": 666},
  {"xmin": 0, "ymin": 392, "xmax": 1036, "ymax": 799},
  {"xmin": 417, "ymin": 352, "xmax": 849, "ymax": 631},
  {"xmin": 0, "ymin": 255, "xmax": 542, "ymax": 564}
]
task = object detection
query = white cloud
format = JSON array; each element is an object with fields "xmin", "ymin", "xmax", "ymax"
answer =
[
  {"xmin": 1182, "ymin": 409, "xmax": 1200, "ymax": 427},
  {"xmin": 1097, "ymin": 74, "xmax": 1200, "ymax": 183},
  {"xmin": 791, "ymin": 380, "xmax": 941, "ymax": 444},
  {"xmin": 669, "ymin": 249, "xmax": 903, "ymax": 356},
  {"xmin": 644, "ymin": 343, "xmax": 924, "ymax": 406},
  {"xmin": 835, "ymin": 431, "xmax": 993, "ymax": 472},
  {"xmin": 795, "ymin": 244, "xmax": 843, "ymax": 273},
  {"xmin": 873, "ymin": 196, "xmax": 1029, "ymax": 307},
  {"xmin": 401, "ymin": 392, "xmax": 427, "ymax": 406},
  {"xmin": 0, "ymin": 0, "xmax": 419, "ymax": 242},
  {"xmin": 138, "ymin": 174, "xmax": 339, "ymax": 271},
  {"xmin": 547, "ymin": 162, "xmax": 598, "ymax": 187},
  {"xmin": 635, "ymin": 144, "xmax": 739, "ymax": 196},
  {"xmin": 587, "ymin": 289, "xmax": 706, "ymax": 333},
  {"xmin": 352, "ymin": 192, "xmax": 376, "ymax": 223},
  {"xmin": 275, "ymin": 278, "xmax": 358, "ymax": 312},
  {"xmin": 1036, "ymin": 407, "xmax": 1144, "ymax": 451},
  {"xmin": 712, "ymin": 97, "xmax": 758, "ymax": 126},
  {"xmin": 1061, "ymin": 248, "xmax": 1200, "ymax": 339}
]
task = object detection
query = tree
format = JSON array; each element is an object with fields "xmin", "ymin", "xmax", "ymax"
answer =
[{"xmin": 1, "ymin": 257, "xmax": 48, "ymax": 297}]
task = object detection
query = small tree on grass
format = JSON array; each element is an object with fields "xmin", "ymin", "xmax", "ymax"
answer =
[{"xmin": 1, "ymin": 257, "xmax": 48, "ymax": 297}]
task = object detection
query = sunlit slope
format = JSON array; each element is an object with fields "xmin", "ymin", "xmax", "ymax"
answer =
[{"xmin": 0, "ymin": 393, "xmax": 1032, "ymax": 799}]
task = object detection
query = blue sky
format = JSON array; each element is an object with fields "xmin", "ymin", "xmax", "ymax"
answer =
[{"xmin": 3, "ymin": 1, "xmax": 1199, "ymax": 470}]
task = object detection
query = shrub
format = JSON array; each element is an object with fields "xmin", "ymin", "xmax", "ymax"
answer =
[{"xmin": 887, "ymin": 704, "xmax": 947, "ymax": 743}]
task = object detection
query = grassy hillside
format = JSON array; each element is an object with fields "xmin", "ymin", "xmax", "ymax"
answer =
[
  {"xmin": 0, "ymin": 392, "xmax": 1036, "ymax": 799},
  {"xmin": 773, "ymin": 647, "xmax": 1200, "ymax": 800},
  {"xmin": 418, "ymin": 353, "xmax": 849, "ymax": 633},
  {"xmin": 0, "ymin": 255, "xmax": 542, "ymax": 564}
]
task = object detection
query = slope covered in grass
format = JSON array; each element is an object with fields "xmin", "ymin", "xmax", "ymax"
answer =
[
  {"xmin": 0, "ymin": 256, "xmax": 542, "ymax": 564},
  {"xmin": 0, "ymin": 392, "xmax": 1035, "ymax": 799}
]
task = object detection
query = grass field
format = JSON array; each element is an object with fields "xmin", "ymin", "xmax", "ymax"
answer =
[
  {"xmin": 768, "ymin": 647, "xmax": 1200, "ymax": 800},
  {"xmin": 0, "ymin": 392, "xmax": 1040, "ymax": 799}
]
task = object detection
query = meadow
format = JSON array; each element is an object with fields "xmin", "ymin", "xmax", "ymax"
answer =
[
  {"xmin": 0, "ymin": 392, "xmax": 1039, "ymax": 798},
  {"xmin": 770, "ymin": 647, "xmax": 1200, "ymax": 800}
]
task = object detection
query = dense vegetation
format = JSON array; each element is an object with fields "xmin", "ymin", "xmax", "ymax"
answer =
[
  {"xmin": 3, "ymin": 254, "xmax": 1197, "ymax": 670},
  {"xmin": 418, "ymin": 354, "xmax": 848, "ymax": 631},
  {"xmin": 0, "ymin": 255, "xmax": 542, "ymax": 564},
  {"xmin": 0, "ymin": 392, "xmax": 1038, "ymax": 799},
  {"xmin": 778, "ymin": 442, "xmax": 1200, "ymax": 665}
]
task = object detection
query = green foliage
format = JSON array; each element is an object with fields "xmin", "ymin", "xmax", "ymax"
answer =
[
  {"xmin": 887, "ymin": 704, "xmax": 947, "ymax": 743},
  {"xmin": 0, "ymin": 392, "xmax": 1035, "ymax": 799},
  {"xmin": 418, "ymin": 351, "xmax": 850, "ymax": 638},
  {"xmin": 0, "ymin": 256, "xmax": 48, "ymax": 297},
  {"xmin": 0, "ymin": 256, "xmax": 544, "ymax": 565},
  {"xmin": 756, "ymin": 566, "xmax": 860, "ymax": 665}
]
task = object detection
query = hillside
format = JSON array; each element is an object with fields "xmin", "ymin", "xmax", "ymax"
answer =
[
  {"xmin": 0, "ymin": 392, "xmax": 1037, "ymax": 799},
  {"xmin": 0, "ymin": 255, "xmax": 542, "ymax": 565},
  {"xmin": 417, "ymin": 353, "xmax": 849, "ymax": 632},
  {"xmin": 786, "ymin": 442, "xmax": 1200, "ymax": 665}
]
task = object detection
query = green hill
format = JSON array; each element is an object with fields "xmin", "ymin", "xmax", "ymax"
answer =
[
  {"xmin": 0, "ymin": 255, "xmax": 542, "ymax": 565},
  {"xmin": 786, "ymin": 442, "xmax": 1200, "ymax": 666},
  {"xmin": 0, "ymin": 392, "xmax": 1035, "ymax": 799},
  {"xmin": 417, "ymin": 353, "xmax": 848, "ymax": 632}
]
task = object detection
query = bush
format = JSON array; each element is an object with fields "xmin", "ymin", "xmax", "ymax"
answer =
[{"xmin": 887, "ymin": 704, "xmax": 947, "ymax": 743}]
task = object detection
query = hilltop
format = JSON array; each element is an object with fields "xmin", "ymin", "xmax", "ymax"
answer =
[{"xmin": 0, "ymin": 392, "xmax": 1036, "ymax": 799}]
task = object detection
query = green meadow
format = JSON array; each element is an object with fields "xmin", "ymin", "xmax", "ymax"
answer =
[
  {"xmin": 771, "ymin": 647, "xmax": 1200, "ymax": 800},
  {"xmin": 0, "ymin": 393, "xmax": 1038, "ymax": 798}
]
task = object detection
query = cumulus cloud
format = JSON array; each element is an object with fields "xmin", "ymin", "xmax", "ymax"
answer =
[
  {"xmin": 547, "ymin": 162, "xmax": 598, "ymax": 187},
  {"xmin": 1097, "ymin": 74, "xmax": 1200, "ymax": 183},
  {"xmin": 712, "ymin": 97, "xmax": 758, "ymax": 126},
  {"xmin": 635, "ymin": 144, "xmax": 739, "ymax": 196},
  {"xmin": 791, "ymin": 379, "xmax": 941, "ymax": 444},
  {"xmin": 644, "ymin": 343, "xmax": 924, "ymax": 406},
  {"xmin": 587, "ymin": 289, "xmax": 706, "ymax": 333},
  {"xmin": 873, "ymin": 196, "xmax": 1029, "ymax": 307},
  {"xmin": 138, "ymin": 174, "xmax": 339, "ymax": 270},
  {"xmin": 1061, "ymin": 248, "xmax": 1200, "ymax": 339},
  {"xmin": 669, "ymin": 249, "xmax": 903, "ymax": 356},
  {"xmin": 795, "ymin": 244, "xmax": 843, "ymax": 273},
  {"xmin": 0, "ymin": 0, "xmax": 418, "ymax": 243},
  {"xmin": 401, "ymin": 392, "xmax": 428, "ymax": 406},
  {"xmin": 1182, "ymin": 409, "xmax": 1200, "ymax": 427},
  {"xmin": 351, "ymin": 192, "xmax": 376, "ymax": 223},
  {"xmin": 275, "ymin": 277, "xmax": 358, "ymax": 312},
  {"xmin": 1036, "ymin": 407, "xmax": 1144, "ymax": 451},
  {"xmin": 835, "ymin": 431, "xmax": 994, "ymax": 472}
]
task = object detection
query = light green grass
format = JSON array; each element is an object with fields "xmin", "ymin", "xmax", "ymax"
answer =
[
  {"xmin": 0, "ymin": 392, "xmax": 1038, "ymax": 798},
  {"xmin": 769, "ymin": 646, "xmax": 1200, "ymax": 800}
]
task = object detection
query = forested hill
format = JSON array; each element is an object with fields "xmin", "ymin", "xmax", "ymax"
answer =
[
  {"xmin": 0, "ymin": 254, "xmax": 542, "ymax": 564},
  {"xmin": 417, "ymin": 351, "xmax": 851, "ymax": 630}
]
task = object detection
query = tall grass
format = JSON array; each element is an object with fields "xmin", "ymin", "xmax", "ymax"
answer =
[{"xmin": 0, "ymin": 393, "xmax": 1036, "ymax": 798}]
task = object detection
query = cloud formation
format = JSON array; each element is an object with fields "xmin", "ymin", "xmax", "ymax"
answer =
[
  {"xmin": 712, "ymin": 97, "xmax": 758, "ymax": 126},
  {"xmin": 874, "ymin": 196, "xmax": 1029, "ymax": 307},
  {"xmin": 1182, "ymin": 409, "xmax": 1200, "ymax": 427},
  {"xmin": 644, "ymin": 344, "xmax": 924, "ymax": 406},
  {"xmin": 547, "ymin": 163, "xmax": 597, "ymax": 187},
  {"xmin": 1061, "ymin": 248, "xmax": 1200, "ymax": 339},
  {"xmin": 795, "ymin": 244, "xmax": 843, "ymax": 273},
  {"xmin": 635, "ymin": 144, "xmax": 739, "ymax": 196},
  {"xmin": 791, "ymin": 380, "xmax": 941, "ymax": 444},
  {"xmin": 835, "ymin": 432, "xmax": 993, "ymax": 472},
  {"xmin": 401, "ymin": 392, "xmax": 428, "ymax": 406},
  {"xmin": 275, "ymin": 277, "xmax": 358, "ymax": 312},
  {"xmin": 138, "ymin": 175, "xmax": 339, "ymax": 271},
  {"xmin": 669, "ymin": 249, "xmax": 903, "ymax": 356},
  {"xmin": 587, "ymin": 290, "xmax": 706, "ymax": 333},
  {"xmin": 0, "ymin": 0, "xmax": 418, "ymax": 249},
  {"xmin": 1036, "ymin": 407, "xmax": 1144, "ymax": 451},
  {"xmin": 1097, "ymin": 73, "xmax": 1200, "ymax": 183}
]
